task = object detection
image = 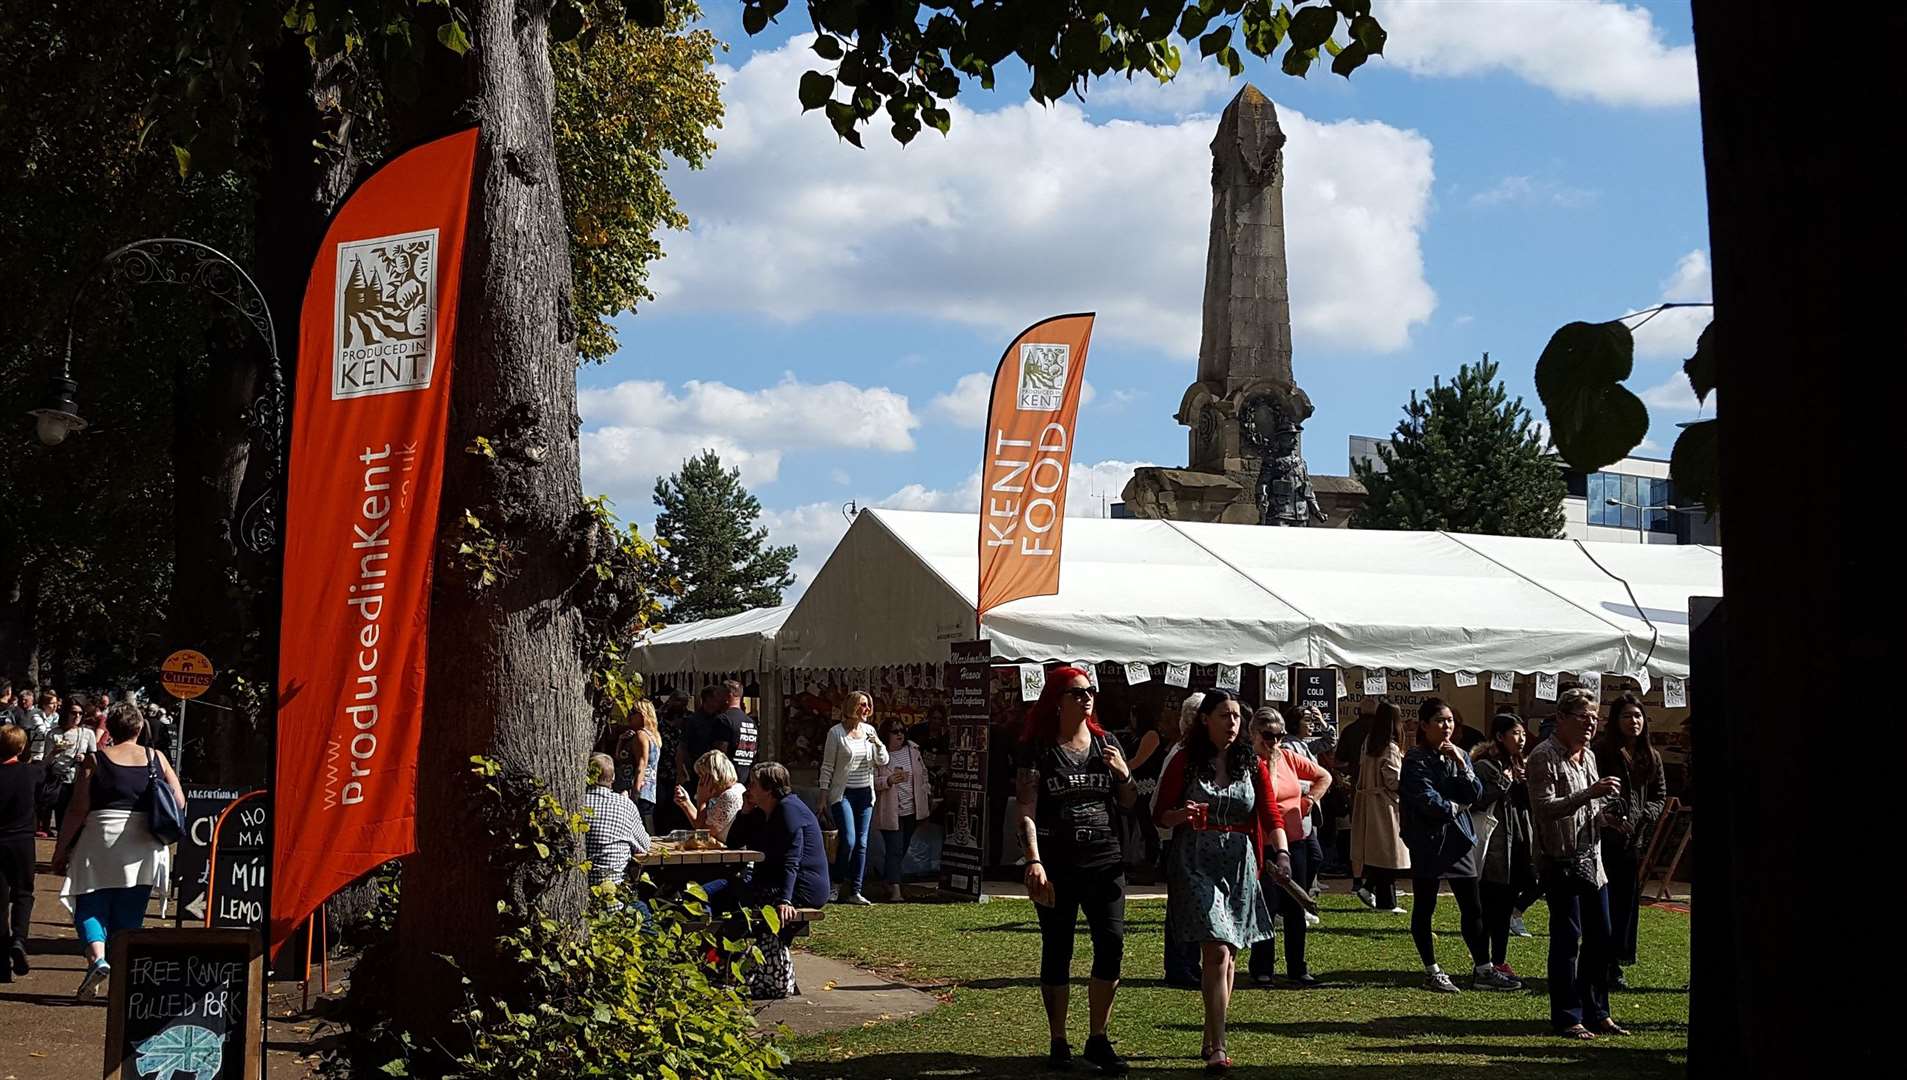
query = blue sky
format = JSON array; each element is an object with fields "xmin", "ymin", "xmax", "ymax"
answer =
[{"xmin": 577, "ymin": 0, "xmax": 1715, "ymax": 589}]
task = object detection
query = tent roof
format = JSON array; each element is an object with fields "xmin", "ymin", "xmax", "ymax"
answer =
[
  {"xmin": 774, "ymin": 509, "xmax": 1721, "ymax": 678},
  {"xmin": 631, "ymin": 604, "xmax": 792, "ymax": 675}
]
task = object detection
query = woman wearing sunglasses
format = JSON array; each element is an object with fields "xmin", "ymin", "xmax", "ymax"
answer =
[{"xmin": 1016, "ymin": 667, "xmax": 1136, "ymax": 1075}]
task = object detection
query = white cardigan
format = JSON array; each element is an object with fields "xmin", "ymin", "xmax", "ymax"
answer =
[{"xmin": 817, "ymin": 722, "xmax": 890, "ymax": 805}]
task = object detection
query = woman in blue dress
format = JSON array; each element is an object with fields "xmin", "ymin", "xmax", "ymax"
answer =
[{"xmin": 1154, "ymin": 689, "xmax": 1290, "ymax": 1072}]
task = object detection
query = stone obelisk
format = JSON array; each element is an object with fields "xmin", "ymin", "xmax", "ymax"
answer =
[{"xmin": 1124, "ymin": 84, "xmax": 1327, "ymax": 525}]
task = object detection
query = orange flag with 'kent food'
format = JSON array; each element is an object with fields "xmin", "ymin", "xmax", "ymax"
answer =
[
  {"xmin": 975, "ymin": 313, "xmax": 1095, "ymax": 624},
  {"xmin": 271, "ymin": 128, "xmax": 478, "ymax": 956}
]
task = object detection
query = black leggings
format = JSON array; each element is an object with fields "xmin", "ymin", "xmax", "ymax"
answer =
[
  {"xmin": 0, "ymin": 838, "xmax": 33, "ymax": 951},
  {"xmin": 1411, "ymin": 876, "xmax": 1488, "ymax": 970},
  {"xmin": 1034, "ymin": 864, "xmax": 1127, "ymax": 986},
  {"xmin": 1481, "ymin": 876, "xmax": 1545, "ymax": 965}
]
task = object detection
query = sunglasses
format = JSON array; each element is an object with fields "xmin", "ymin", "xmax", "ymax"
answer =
[{"xmin": 1061, "ymin": 687, "xmax": 1095, "ymax": 701}]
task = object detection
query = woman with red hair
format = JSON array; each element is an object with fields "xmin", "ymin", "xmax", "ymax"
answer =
[{"xmin": 1016, "ymin": 666, "xmax": 1136, "ymax": 1075}]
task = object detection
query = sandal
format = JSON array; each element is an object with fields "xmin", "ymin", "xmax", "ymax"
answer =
[
  {"xmin": 1558, "ymin": 1024, "xmax": 1597, "ymax": 1041},
  {"xmin": 1203, "ymin": 1046, "xmax": 1232, "ymax": 1072},
  {"xmin": 1594, "ymin": 1019, "xmax": 1630, "ymax": 1036}
]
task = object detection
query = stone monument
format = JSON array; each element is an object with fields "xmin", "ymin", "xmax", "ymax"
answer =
[{"xmin": 1123, "ymin": 84, "xmax": 1363, "ymax": 526}]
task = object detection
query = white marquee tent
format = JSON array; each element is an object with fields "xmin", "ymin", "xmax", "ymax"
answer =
[
  {"xmin": 631, "ymin": 603, "xmax": 792, "ymax": 677},
  {"xmin": 769, "ymin": 509, "xmax": 1721, "ymax": 679}
]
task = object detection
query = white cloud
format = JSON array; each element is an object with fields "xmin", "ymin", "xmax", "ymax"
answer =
[
  {"xmin": 578, "ymin": 373, "xmax": 919, "ymax": 512},
  {"xmin": 648, "ymin": 37, "xmax": 1436, "ymax": 358},
  {"xmin": 1379, "ymin": 0, "xmax": 1698, "ymax": 108},
  {"xmin": 1085, "ymin": 63, "xmax": 1238, "ymax": 118},
  {"xmin": 929, "ymin": 372, "xmax": 1100, "ymax": 428},
  {"xmin": 1639, "ymin": 371, "xmax": 1703, "ymax": 413},
  {"xmin": 1627, "ymin": 249, "xmax": 1712, "ymax": 360},
  {"xmin": 765, "ymin": 458, "xmax": 1154, "ymax": 594},
  {"xmin": 928, "ymin": 372, "xmax": 994, "ymax": 428},
  {"xmin": 1469, "ymin": 175, "xmax": 1599, "ymax": 209}
]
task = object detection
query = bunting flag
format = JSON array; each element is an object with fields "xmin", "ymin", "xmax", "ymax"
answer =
[
  {"xmin": 975, "ymin": 314, "xmax": 1095, "ymax": 623},
  {"xmin": 271, "ymin": 128, "xmax": 480, "ymax": 956}
]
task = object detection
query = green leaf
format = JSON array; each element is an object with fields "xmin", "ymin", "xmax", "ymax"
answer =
[
  {"xmin": 1200, "ymin": 25, "xmax": 1232, "ymax": 57},
  {"xmin": 1287, "ymin": 4, "xmax": 1338, "ymax": 51},
  {"xmin": 1535, "ymin": 321, "xmax": 1648, "ymax": 472},
  {"xmin": 798, "ymin": 71, "xmax": 835, "ymax": 111},
  {"xmin": 623, "ymin": 0, "xmax": 665, "ymax": 26},
  {"xmin": 378, "ymin": 1060, "xmax": 410, "ymax": 1076},
  {"xmin": 1330, "ymin": 0, "xmax": 1371, "ymax": 15},
  {"xmin": 1670, "ymin": 419, "xmax": 1720, "ymax": 515},
  {"xmin": 1179, "ymin": 8, "xmax": 1213, "ymax": 40},
  {"xmin": 549, "ymin": 3, "xmax": 584, "ymax": 43},
  {"xmin": 1281, "ymin": 45, "xmax": 1314, "ymax": 77},
  {"xmin": 1223, "ymin": 45, "xmax": 1245, "ymax": 76},
  {"xmin": 813, "ymin": 34, "xmax": 844, "ymax": 60},
  {"xmin": 172, "ymin": 144, "xmax": 191, "ymax": 179},
  {"xmin": 1683, "ymin": 321, "xmax": 1716, "ymax": 403},
  {"xmin": 437, "ymin": 19, "xmax": 471, "ymax": 56},
  {"xmin": 1322, "ymin": 36, "xmax": 1342, "ymax": 57},
  {"xmin": 1330, "ymin": 39, "xmax": 1369, "ymax": 76},
  {"xmin": 1350, "ymin": 12, "xmax": 1387, "ymax": 54},
  {"xmin": 742, "ymin": 5, "xmax": 768, "ymax": 35}
]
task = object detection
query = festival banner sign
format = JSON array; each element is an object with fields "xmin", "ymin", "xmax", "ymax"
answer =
[
  {"xmin": 271, "ymin": 128, "xmax": 480, "ymax": 955},
  {"xmin": 975, "ymin": 313, "xmax": 1095, "ymax": 622}
]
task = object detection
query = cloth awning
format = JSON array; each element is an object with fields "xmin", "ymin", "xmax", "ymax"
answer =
[
  {"xmin": 773, "ymin": 509, "xmax": 1722, "ymax": 678},
  {"xmin": 631, "ymin": 604, "xmax": 792, "ymax": 675}
]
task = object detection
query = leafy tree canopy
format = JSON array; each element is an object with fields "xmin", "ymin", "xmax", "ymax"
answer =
[
  {"xmin": 1351, "ymin": 355, "xmax": 1567, "ymax": 538},
  {"xmin": 652, "ymin": 451, "xmax": 796, "ymax": 622}
]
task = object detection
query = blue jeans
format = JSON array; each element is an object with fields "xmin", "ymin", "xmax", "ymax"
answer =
[
  {"xmin": 831, "ymin": 786, "xmax": 875, "ymax": 897},
  {"xmin": 1545, "ymin": 875, "xmax": 1613, "ymax": 1031},
  {"xmin": 881, "ymin": 814, "xmax": 918, "ymax": 885},
  {"xmin": 74, "ymin": 885, "xmax": 152, "ymax": 946}
]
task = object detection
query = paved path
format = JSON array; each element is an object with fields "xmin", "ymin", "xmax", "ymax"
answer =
[
  {"xmin": 0, "ymin": 839, "xmax": 327, "ymax": 1080},
  {"xmin": 757, "ymin": 951, "xmax": 941, "ymax": 1036}
]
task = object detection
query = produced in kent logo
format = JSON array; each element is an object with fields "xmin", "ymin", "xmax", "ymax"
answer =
[
  {"xmin": 333, "ymin": 229, "xmax": 439, "ymax": 400},
  {"xmin": 1016, "ymin": 343, "xmax": 1068, "ymax": 411}
]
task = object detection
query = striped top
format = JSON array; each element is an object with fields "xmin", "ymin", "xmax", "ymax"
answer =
[
  {"xmin": 584, "ymin": 785, "xmax": 650, "ymax": 887},
  {"xmin": 818, "ymin": 723, "xmax": 889, "ymax": 803}
]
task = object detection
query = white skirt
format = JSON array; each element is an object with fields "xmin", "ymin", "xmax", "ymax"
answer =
[{"xmin": 60, "ymin": 809, "xmax": 170, "ymax": 911}]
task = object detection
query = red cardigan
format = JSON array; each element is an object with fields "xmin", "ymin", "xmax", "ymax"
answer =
[{"xmin": 1153, "ymin": 749, "xmax": 1285, "ymax": 877}]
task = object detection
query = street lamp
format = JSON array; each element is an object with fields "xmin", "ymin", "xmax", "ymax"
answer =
[
  {"xmin": 1605, "ymin": 497, "xmax": 1681, "ymax": 545},
  {"xmin": 29, "ymin": 237, "xmax": 286, "ymax": 555}
]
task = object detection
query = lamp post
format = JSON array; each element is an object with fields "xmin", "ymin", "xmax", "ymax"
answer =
[
  {"xmin": 1604, "ymin": 497, "xmax": 1682, "ymax": 545},
  {"xmin": 28, "ymin": 237, "xmax": 287, "ymax": 555}
]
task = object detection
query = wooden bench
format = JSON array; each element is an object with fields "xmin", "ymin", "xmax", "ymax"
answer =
[{"xmin": 785, "ymin": 907, "xmax": 824, "ymax": 939}]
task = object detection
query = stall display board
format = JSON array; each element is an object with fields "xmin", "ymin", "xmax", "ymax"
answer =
[
  {"xmin": 1294, "ymin": 668, "xmax": 1337, "ymax": 734},
  {"xmin": 939, "ymin": 640, "xmax": 993, "ymax": 898},
  {"xmin": 175, "ymin": 788, "xmax": 254, "ymax": 927},
  {"xmin": 1642, "ymin": 801, "xmax": 1692, "ymax": 899},
  {"xmin": 205, "ymin": 792, "xmax": 269, "ymax": 930},
  {"xmin": 104, "ymin": 928, "xmax": 262, "ymax": 1080}
]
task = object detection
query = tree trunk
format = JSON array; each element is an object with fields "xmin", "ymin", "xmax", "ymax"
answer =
[
  {"xmin": 392, "ymin": 0, "xmax": 591, "ymax": 1029},
  {"xmin": 1689, "ymin": 1, "xmax": 1895, "ymax": 1069}
]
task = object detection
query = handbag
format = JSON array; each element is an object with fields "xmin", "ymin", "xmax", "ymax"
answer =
[{"xmin": 146, "ymin": 752, "xmax": 187, "ymax": 845}]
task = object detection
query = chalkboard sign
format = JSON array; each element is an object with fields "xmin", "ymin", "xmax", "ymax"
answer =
[
  {"xmin": 176, "ymin": 788, "xmax": 253, "ymax": 927},
  {"xmin": 104, "ymin": 928, "xmax": 262, "ymax": 1080},
  {"xmin": 939, "ymin": 640, "xmax": 993, "ymax": 898},
  {"xmin": 205, "ymin": 792, "xmax": 269, "ymax": 930},
  {"xmin": 1294, "ymin": 668, "xmax": 1337, "ymax": 733}
]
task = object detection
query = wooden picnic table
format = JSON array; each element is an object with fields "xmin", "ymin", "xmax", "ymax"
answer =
[
  {"xmin": 633, "ymin": 846, "xmax": 764, "ymax": 868},
  {"xmin": 631, "ymin": 846, "xmax": 763, "ymax": 899}
]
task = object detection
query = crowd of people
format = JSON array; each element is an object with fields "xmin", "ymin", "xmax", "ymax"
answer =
[
  {"xmin": 1007, "ymin": 676, "xmax": 1669, "ymax": 1071},
  {"xmin": 585, "ymin": 674, "xmax": 1669, "ymax": 1059},
  {"xmin": 0, "ymin": 679, "xmax": 183, "ymax": 996}
]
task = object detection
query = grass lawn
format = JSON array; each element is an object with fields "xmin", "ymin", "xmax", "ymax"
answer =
[{"xmin": 782, "ymin": 885, "xmax": 1688, "ymax": 1078}]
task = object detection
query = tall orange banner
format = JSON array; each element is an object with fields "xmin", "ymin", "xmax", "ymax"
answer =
[
  {"xmin": 976, "ymin": 313, "xmax": 1095, "ymax": 621},
  {"xmin": 271, "ymin": 128, "xmax": 479, "ymax": 954}
]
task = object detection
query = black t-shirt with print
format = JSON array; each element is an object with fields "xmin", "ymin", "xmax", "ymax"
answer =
[
  {"xmin": 720, "ymin": 707, "xmax": 758, "ymax": 781},
  {"xmin": 1017, "ymin": 733, "xmax": 1122, "ymax": 871}
]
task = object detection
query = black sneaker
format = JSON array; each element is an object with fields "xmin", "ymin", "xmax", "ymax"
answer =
[
  {"xmin": 1610, "ymin": 971, "xmax": 1631, "ymax": 991},
  {"xmin": 1047, "ymin": 1038, "xmax": 1073, "ymax": 1070},
  {"xmin": 8, "ymin": 944, "xmax": 26, "ymax": 976},
  {"xmin": 1286, "ymin": 971, "xmax": 1320, "ymax": 988},
  {"xmin": 1082, "ymin": 1034, "xmax": 1128, "ymax": 1075}
]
